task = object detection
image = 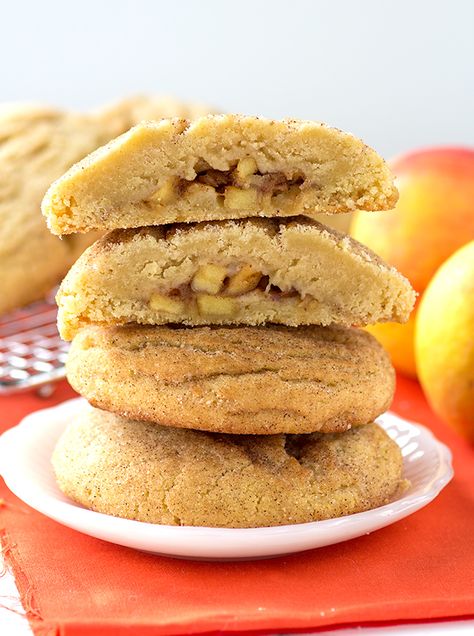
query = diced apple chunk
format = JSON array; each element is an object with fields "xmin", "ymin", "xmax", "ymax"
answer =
[
  {"xmin": 186, "ymin": 182, "xmax": 217, "ymax": 199},
  {"xmin": 226, "ymin": 265, "xmax": 261, "ymax": 295},
  {"xmin": 196, "ymin": 294, "xmax": 237, "ymax": 317},
  {"xmin": 191, "ymin": 264, "xmax": 228, "ymax": 294},
  {"xmin": 224, "ymin": 186, "xmax": 260, "ymax": 210},
  {"xmin": 235, "ymin": 157, "xmax": 258, "ymax": 180},
  {"xmin": 148, "ymin": 178, "xmax": 178, "ymax": 205},
  {"xmin": 271, "ymin": 184, "xmax": 301, "ymax": 208},
  {"xmin": 149, "ymin": 293, "xmax": 184, "ymax": 315}
]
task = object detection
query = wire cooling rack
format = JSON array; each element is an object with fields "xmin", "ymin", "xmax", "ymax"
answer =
[{"xmin": 0, "ymin": 291, "xmax": 68, "ymax": 395}]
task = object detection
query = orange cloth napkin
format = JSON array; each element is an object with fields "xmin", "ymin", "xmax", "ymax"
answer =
[{"xmin": 1, "ymin": 375, "xmax": 473, "ymax": 636}]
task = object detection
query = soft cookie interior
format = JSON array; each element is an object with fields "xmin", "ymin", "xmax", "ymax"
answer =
[{"xmin": 147, "ymin": 156, "xmax": 307, "ymax": 217}]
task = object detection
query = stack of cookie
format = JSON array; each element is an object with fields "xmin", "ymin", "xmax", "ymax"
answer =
[{"xmin": 42, "ymin": 115, "xmax": 415, "ymax": 528}]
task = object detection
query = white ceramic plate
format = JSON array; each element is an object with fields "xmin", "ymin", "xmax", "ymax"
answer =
[{"xmin": 0, "ymin": 398, "xmax": 453, "ymax": 560}]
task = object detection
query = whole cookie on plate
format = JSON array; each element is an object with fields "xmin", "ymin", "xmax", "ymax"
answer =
[
  {"xmin": 56, "ymin": 217, "xmax": 415, "ymax": 340},
  {"xmin": 42, "ymin": 114, "xmax": 398, "ymax": 234},
  {"xmin": 66, "ymin": 323, "xmax": 395, "ymax": 435},
  {"xmin": 52, "ymin": 406, "xmax": 405, "ymax": 528}
]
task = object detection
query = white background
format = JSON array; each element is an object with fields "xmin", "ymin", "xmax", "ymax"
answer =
[{"xmin": 1, "ymin": 0, "xmax": 473, "ymax": 157}]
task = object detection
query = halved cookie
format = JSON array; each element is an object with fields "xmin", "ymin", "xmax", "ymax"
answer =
[
  {"xmin": 42, "ymin": 114, "xmax": 398, "ymax": 234},
  {"xmin": 66, "ymin": 324, "xmax": 395, "ymax": 435},
  {"xmin": 53, "ymin": 406, "xmax": 405, "ymax": 527},
  {"xmin": 56, "ymin": 217, "xmax": 415, "ymax": 340}
]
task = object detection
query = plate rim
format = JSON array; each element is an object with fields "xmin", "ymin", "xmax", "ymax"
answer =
[{"xmin": 0, "ymin": 398, "xmax": 454, "ymax": 554}]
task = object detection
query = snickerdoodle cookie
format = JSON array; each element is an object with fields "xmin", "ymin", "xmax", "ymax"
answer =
[
  {"xmin": 1, "ymin": 97, "xmax": 215, "ymax": 315},
  {"xmin": 66, "ymin": 323, "xmax": 395, "ymax": 435},
  {"xmin": 0, "ymin": 104, "xmax": 108, "ymax": 313},
  {"xmin": 56, "ymin": 217, "xmax": 415, "ymax": 340},
  {"xmin": 42, "ymin": 114, "xmax": 398, "ymax": 235},
  {"xmin": 52, "ymin": 406, "xmax": 404, "ymax": 527},
  {"xmin": 93, "ymin": 95, "xmax": 216, "ymax": 139}
]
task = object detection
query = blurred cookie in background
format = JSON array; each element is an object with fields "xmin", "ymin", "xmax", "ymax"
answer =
[
  {"xmin": 0, "ymin": 97, "xmax": 216, "ymax": 315},
  {"xmin": 94, "ymin": 94, "xmax": 216, "ymax": 138},
  {"xmin": 0, "ymin": 104, "xmax": 108, "ymax": 314}
]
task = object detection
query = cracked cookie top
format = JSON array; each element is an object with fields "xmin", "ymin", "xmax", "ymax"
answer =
[
  {"xmin": 52, "ymin": 405, "xmax": 405, "ymax": 527},
  {"xmin": 66, "ymin": 323, "xmax": 395, "ymax": 435}
]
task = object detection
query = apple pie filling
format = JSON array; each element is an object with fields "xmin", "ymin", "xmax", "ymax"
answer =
[
  {"xmin": 149, "ymin": 263, "xmax": 300, "ymax": 318},
  {"xmin": 146, "ymin": 158, "xmax": 306, "ymax": 211}
]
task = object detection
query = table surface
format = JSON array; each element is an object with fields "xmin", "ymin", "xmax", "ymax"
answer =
[{"xmin": 1, "ymin": 554, "xmax": 472, "ymax": 636}]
